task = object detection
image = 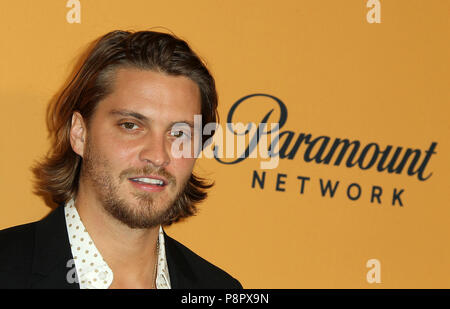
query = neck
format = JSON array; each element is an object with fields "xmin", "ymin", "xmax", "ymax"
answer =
[{"xmin": 74, "ymin": 179, "xmax": 160, "ymax": 288}]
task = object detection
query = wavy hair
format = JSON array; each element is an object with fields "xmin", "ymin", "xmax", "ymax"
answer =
[{"xmin": 32, "ymin": 30, "xmax": 217, "ymax": 225}]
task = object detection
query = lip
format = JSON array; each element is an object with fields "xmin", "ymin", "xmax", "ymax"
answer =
[
  {"xmin": 127, "ymin": 175, "xmax": 169, "ymax": 193},
  {"xmin": 128, "ymin": 175, "xmax": 168, "ymax": 185},
  {"xmin": 128, "ymin": 179, "xmax": 166, "ymax": 193}
]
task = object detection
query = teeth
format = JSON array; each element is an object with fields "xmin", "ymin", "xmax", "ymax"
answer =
[{"xmin": 133, "ymin": 178, "xmax": 164, "ymax": 186}]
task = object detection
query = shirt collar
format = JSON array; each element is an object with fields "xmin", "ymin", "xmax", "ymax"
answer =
[{"xmin": 64, "ymin": 198, "xmax": 171, "ymax": 289}]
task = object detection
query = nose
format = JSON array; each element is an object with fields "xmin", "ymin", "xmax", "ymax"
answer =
[{"xmin": 138, "ymin": 132, "xmax": 171, "ymax": 168}]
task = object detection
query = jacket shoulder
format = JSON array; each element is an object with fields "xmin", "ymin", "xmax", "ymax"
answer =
[
  {"xmin": 0, "ymin": 221, "xmax": 37, "ymax": 287},
  {"xmin": 165, "ymin": 234, "xmax": 242, "ymax": 289},
  {"xmin": 0, "ymin": 222, "xmax": 36, "ymax": 269}
]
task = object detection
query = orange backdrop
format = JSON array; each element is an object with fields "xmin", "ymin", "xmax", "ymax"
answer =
[{"xmin": 0, "ymin": 0, "xmax": 449, "ymax": 288}]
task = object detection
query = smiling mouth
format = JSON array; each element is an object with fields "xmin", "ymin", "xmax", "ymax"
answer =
[{"xmin": 129, "ymin": 177, "xmax": 166, "ymax": 186}]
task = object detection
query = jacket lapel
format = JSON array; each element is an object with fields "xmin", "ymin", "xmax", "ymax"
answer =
[
  {"xmin": 163, "ymin": 231, "xmax": 198, "ymax": 288},
  {"xmin": 30, "ymin": 205, "xmax": 79, "ymax": 289}
]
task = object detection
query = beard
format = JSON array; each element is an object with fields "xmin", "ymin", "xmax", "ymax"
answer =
[{"xmin": 81, "ymin": 137, "xmax": 188, "ymax": 229}]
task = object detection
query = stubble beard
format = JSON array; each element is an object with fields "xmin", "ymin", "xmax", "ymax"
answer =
[{"xmin": 81, "ymin": 138, "xmax": 186, "ymax": 229}]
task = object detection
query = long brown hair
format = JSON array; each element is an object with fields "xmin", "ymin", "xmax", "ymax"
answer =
[{"xmin": 32, "ymin": 30, "xmax": 217, "ymax": 225}]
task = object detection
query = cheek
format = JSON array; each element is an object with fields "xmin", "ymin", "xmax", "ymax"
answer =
[
  {"xmin": 170, "ymin": 157, "xmax": 196, "ymax": 180},
  {"xmin": 90, "ymin": 131, "xmax": 137, "ymax": 168}
]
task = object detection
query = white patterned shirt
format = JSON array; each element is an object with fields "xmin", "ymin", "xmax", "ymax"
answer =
[{"xmin": 64, "ymin": 199, "xmax": 171, "ymax": 289}]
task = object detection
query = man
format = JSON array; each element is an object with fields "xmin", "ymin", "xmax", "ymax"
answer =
[{"xmin": 0, "ymin": 30, "xmax": 242, "ymax": 289}]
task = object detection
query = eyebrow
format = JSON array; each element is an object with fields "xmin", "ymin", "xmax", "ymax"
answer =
[
  {"xmin": 109, "ymin": 109, "xmax": 196, "ymax": 129},
  {"xmin": 109, "ymin": 109, "xmax": 149, "ymax": 121}
]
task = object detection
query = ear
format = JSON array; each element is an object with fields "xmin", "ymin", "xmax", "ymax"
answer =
[{"xmin": 70, "ymin": 111, "xmax": 87, "ymax": 157}]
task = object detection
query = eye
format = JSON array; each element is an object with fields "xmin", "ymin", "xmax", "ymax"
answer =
[
  {"xmin": 170, "ymin": 130, "xmax": 186, "ymax": 138},
  {"xmin": 170, "ymin": 124, "xmax": 192, "ymax": 139},
  {"xmin": 120, "ymin": 122, "xmax": 139, "ymax": 130}
]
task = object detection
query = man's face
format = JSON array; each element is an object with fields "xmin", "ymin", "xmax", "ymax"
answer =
[{"xmin": 79, "ymin": 67, "xmax": 201, "ymax": 229}]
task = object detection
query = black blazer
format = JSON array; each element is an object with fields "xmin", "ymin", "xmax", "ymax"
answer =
[{"xmin": 0, "ymin": 206, "xmax": 242, "ymax": 289}]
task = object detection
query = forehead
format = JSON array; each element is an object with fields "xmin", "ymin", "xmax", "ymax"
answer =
[{"xmin": 95, "ymin": 67, "xmax": 202, "ymax": 121}]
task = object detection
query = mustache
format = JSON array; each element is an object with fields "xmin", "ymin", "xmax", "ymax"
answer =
[{"xmin": 119, "ymin": 165, "xmax": 176, "ymax": 185}]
